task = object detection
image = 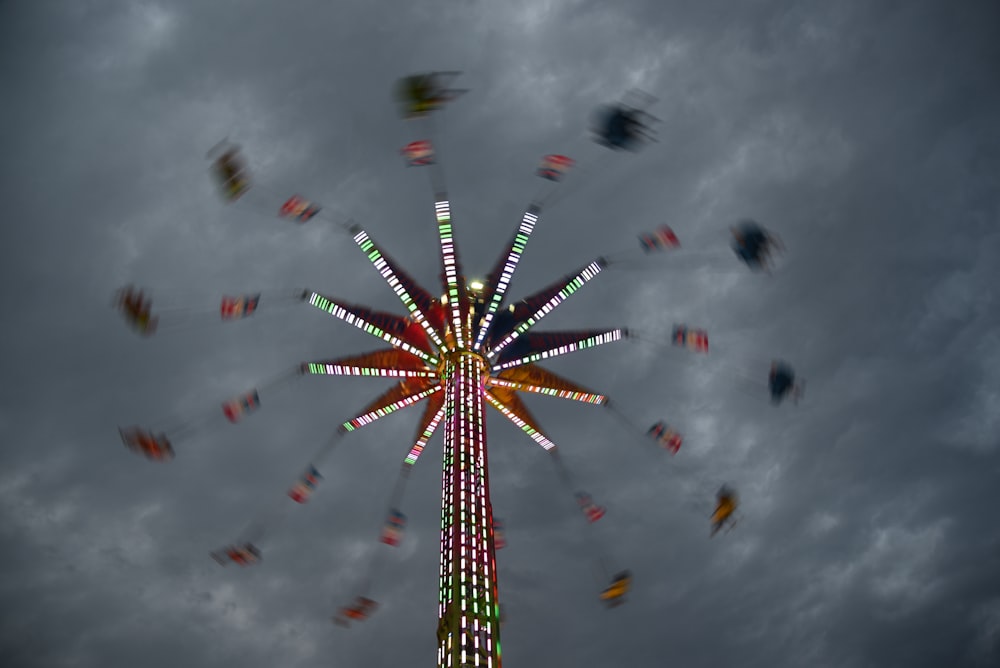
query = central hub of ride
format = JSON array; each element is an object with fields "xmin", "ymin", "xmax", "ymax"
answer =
[{"xmin": 438, "ymin": 349, "xmax": 488, "ymax": 376}]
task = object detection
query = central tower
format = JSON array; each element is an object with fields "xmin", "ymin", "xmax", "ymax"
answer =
[{"xmin": 437, "ymin": 349, "xmax": 501, "ymax": 667}]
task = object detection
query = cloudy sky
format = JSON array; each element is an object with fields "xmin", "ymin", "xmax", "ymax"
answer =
[{"xmin": 2, "ymin": 1, "xmax": 999, "ymax": 666}]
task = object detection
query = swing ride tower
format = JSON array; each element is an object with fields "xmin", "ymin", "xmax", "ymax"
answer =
[
  {"xmin": 425, "ymin": 194, "xmax": 618, "ymax": 668},
  {"xmin": 382, "ymin": 186, "xmax": 623, "ymax": 667},
  {"xmin": 122, "ymin": 75, "xmax": 670, "ymax": 668}
]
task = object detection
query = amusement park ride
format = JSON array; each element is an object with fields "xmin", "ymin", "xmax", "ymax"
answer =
[{"xmin": 116, "ymin": 73, "xmax": 801, "ymax": 668}]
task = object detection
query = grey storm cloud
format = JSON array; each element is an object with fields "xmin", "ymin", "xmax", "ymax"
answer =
[{"xmin": 1, "ymin": 1, "xmax": 999, "ymax": 667}]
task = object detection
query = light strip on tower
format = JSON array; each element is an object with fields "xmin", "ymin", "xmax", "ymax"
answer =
[
  {"xmin": 303, "ymin": 363, "xmax": 435, "ymax": 379},
  {"xmin": 307, "ymin": 292, "xmax": 439, "ymax": 365},
  {"xmin": 436, "ymin": 200, "xmax": 465, "ymax": 350},
  {"xmin": 458, "ymin": 352, "xmax": 490, "ymax": 668},
  {"xmin": 342, "ymin": 385, "xmax": 442, "ymax": 431},
  {"xmin": 438, "ymin": 372, "xmax": 457, "ymax": 668},
  {"xmin": 473, "ymin": 207, "xmax": 539, "ymax": 351},
  {"xmin": 485, "ymin": 393, "xmax": 556, "ymax": 451},
  {"xmin": 486, "ymin": 259, "xmax": 605, "ymax": 360},
  {"xmin": 485, "ymin": 377, "xmax": 607, "ymax": 404},
  {"xmin": 492, "ymin": 330, "xmax": 625, "ymax": 371},
  {"xmin": 352, "ymin": 230, "xmax": 446, "ymax": 349}
]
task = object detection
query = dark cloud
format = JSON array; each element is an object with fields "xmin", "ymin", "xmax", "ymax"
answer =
[{"xmin": 2, "ymin": 0, "xmax": 999, "ymax": 666}]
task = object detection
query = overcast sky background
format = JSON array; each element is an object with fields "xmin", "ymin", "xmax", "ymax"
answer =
[{"xmin": 2, "ymin": 1, "xmax": 999, "ymax": 667}]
